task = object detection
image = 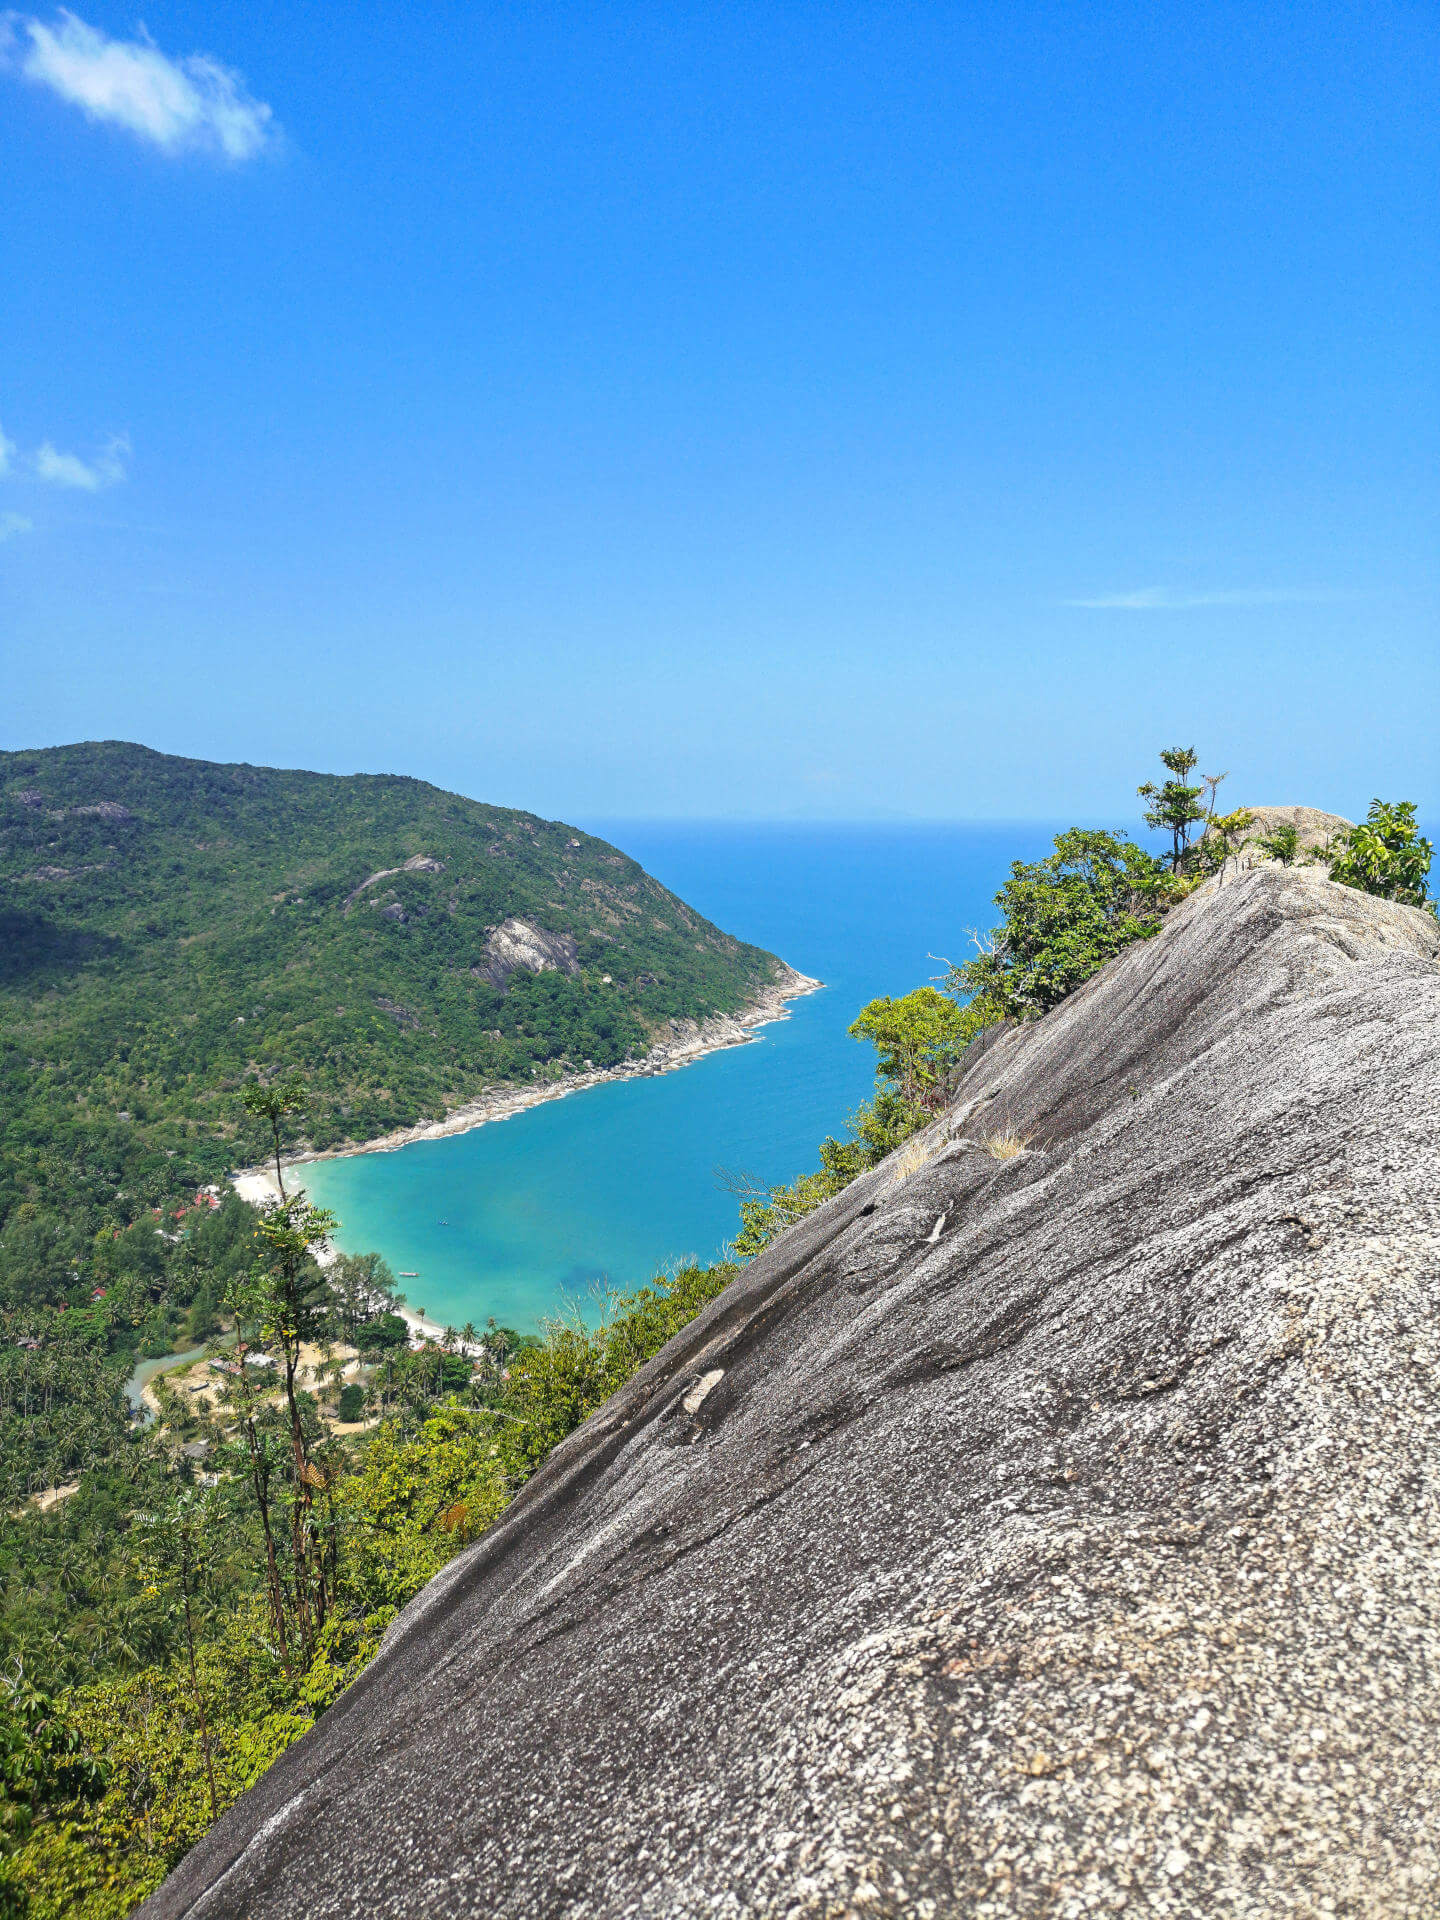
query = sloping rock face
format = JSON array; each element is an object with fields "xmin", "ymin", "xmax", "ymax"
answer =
[
  {"xmin": 475, "ymin": 916, "xmax": 581, "ymax": 989},
  {"xmin": 146, "ymin": 867, "xmax": 1440, "ymax": 1920}
]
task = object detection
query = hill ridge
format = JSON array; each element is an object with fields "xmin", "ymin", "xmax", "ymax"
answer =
[{"xmin": 0, "ymin": 741, "xmax": 791, "ymax": 1186}]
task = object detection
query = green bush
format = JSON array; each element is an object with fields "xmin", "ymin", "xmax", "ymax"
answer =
[
  {"xmin": 945, "ymin": 828, "xmax": 1177, "ymax": 1023},
  {"xmin": 846, "ymin": 989, "xmax": 970, "ymax": 1105},
  {"xmin": 1256, "ymin": 822, "xmax": 1300, "ymax": 866},
  {"xmin": 1326, "ymin": 800, "xmax": 1433, "ymax": 910},
  {"xmin": 1190, "ymin": 808, "xmax": 1257, "ymax": 875}
]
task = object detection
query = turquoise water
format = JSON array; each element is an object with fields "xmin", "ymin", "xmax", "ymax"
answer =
[{"xmin": 301, "ymin": 824, "xmax": 1057, "ymax": 1332}]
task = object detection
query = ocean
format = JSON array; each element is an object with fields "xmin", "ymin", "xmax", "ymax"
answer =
[{"xmin": 300, "ymin": 822, "xmax": 1059, "ymax": 1333}]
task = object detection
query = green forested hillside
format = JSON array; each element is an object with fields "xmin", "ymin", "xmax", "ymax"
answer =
[{"xmin": 0, "ymin": 740, "xmax": 782, "ymax": 1211}]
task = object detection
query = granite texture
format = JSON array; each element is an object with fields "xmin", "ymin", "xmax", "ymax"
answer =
[{"xmin": 143, "ymin": 864, "xmax": 1440, "ymax": 1919}]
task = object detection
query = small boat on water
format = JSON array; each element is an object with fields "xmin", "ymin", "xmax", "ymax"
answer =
[{"xmin": 399, "ymin": 1270, "xmax": 419, "ymax": 1278}]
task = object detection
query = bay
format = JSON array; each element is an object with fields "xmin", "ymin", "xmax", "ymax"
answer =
[{"xmin": 300, "ymin": 823, "xmax": 1058, "ymax": 1333}]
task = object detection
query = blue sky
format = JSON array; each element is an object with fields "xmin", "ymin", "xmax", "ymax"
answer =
[{"xmin": 2, "ymin": 2, "xmax": 1434, "ymax": 822}]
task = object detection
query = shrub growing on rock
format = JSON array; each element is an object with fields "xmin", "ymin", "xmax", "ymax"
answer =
[
  {"xmin": 1327, "ymin": 800, "xmax": 1433, "ymax": 910},
  {"xmin": 846, "ymin": 989, "xmax": 970, "ymax": 1107},
  {"xmin": 945, "ymin": 828, "xmax": 1177, "ymax": 1022},
  {"xmin": 1192, "ymin": 807, "xmax": 1258, "ymax": 874},
  {"xmin": 1257, "ymin": 822, "xmax": 1301, "ymax": 865}
]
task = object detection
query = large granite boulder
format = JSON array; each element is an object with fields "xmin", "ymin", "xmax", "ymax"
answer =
[
  {"xmin": 475, "ymin": 916, "xmax": 581, "ymax": 989},
  {"xmin": 1204, "ymin": 802, "xmax": 1354, "ymax": 867},
  {"xmin": 145, "ymin": 863, "xmax": 1440, "ymax": 1919}
]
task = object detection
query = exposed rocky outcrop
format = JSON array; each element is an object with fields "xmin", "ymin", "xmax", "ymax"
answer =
[
  {"xmin": 342, "ymin": 854, "xmax": 445, "ymax": 912},
  {"xmin": 11, "ymin": 792, "xmax": 132, "ymax": 821},
  {"xmin": 373, "ymin": 996, "xmax": 421, "ymax": 1032},
  {"xmin": 147, "ymin": 867, "xmax": 1440, "ymax": 1920},
  {"xmin": 70, "ymin": 800, "xmax": 133, "ymax": 821},
  {"xmin": 475, "ymin": 916, "xmax": 581, "ymax": 989},
  {"xmin": 15, "ymin": 860, "xmax": 120, "ymax": 883},
  {"xmin": 1204, "ymin": 803, "xmax": 1353, "ymax": 869},
  {"xmin": 1234, "ymin": 802, "xmax": 1351, "ymax": 848}
]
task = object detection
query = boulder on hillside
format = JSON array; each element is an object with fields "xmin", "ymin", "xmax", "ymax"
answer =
[{"xmin": 475, "ymin": 916, "xmax": 581, "ymax": 990}]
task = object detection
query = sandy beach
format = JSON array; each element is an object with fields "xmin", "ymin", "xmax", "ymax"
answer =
[
  {"xmin": 229, "ymin": 1163, "xmax": 456, "ymax": 1345},
  {"xmin": 230, "ymin": 964, "xmax": 821, "ymax": 1344}
]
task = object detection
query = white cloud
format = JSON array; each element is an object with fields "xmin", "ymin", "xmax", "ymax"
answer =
[
  {"xmin": 1064, "ymin": 587, "xmax": 1345, "ymax": 611},
  {"xmin": 0, "ymin": 423, "xmax": 13, "ymax": 476},
  {"xmin": 33, "ymin": 432, "xmax": 128, "ymax": 489},
  {"xmin": 0, "ymin": 510, "xmax": 33, "ymax": 540},
  {"xmin": 2, "ymin": 10, "xmax": 277, "ymax": 160}
]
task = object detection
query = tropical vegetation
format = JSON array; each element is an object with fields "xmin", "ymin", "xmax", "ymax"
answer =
[
  {"xmin": 0, "ymin": 746, "xmax": 1430, "ymax": 1914},
  {"xmin": 1327, "ymin": 799, "xmax": 1433, "ymax": 910}
]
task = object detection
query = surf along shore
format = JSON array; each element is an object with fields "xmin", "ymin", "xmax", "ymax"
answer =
[{"xmin": 230, "ymin": 965, "xmax": 823, "ymax": 1344}]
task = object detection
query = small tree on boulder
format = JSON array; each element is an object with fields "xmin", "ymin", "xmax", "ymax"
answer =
[{"xmin": 1139, "ymin": 747, "xmax": 1208, "ymax": 871}]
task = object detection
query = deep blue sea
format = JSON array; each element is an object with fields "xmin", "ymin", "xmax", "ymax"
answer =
[{"xmin": 301, "ymin": 824, "xmax": 1058, "ymax": 1333}]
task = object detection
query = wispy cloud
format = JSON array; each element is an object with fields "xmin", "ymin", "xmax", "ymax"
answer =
[
  {"xmin": 0, "ymin": 421, "xmax": 130, "ymax": 488},
  {"xmin": 1064, "ymin": 587, "xmax": 1348, "ymax": 611},
  {"xmin": 0, "ymin": 510, "xmax": 33, "ymax": 540},
  {"xmin": 33, "ymin": 432, "xmax": 128, "ymax": 489},
  {"xmin": 1, "ymin": 10, "xmax": 278, "ymax": 160}
]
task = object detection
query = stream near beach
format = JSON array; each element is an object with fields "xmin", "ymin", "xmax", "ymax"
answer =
[{"xmin": 124, "ymin": 1335, "xmax": 236, "ymax": 1419}]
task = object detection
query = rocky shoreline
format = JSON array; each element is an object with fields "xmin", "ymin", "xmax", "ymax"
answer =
[{"xmin": 231, "ymin": 959, "xmax": 822, "ymax": 1203}]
